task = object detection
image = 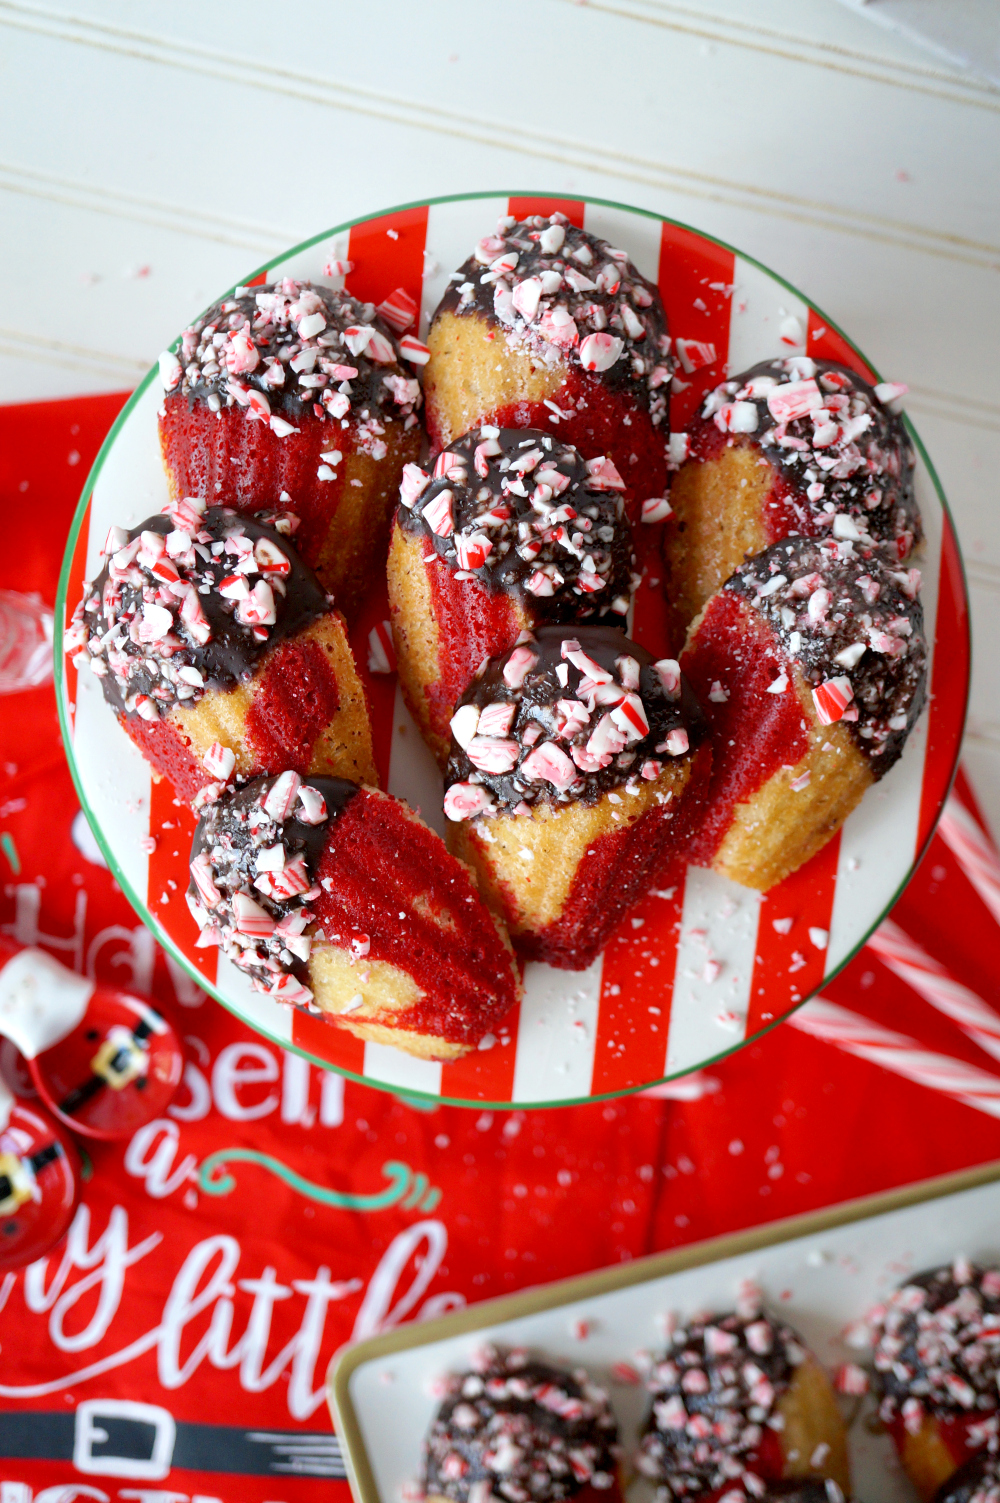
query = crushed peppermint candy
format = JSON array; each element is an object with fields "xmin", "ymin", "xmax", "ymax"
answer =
[
  {"xmin": 420, "ymin": 1345, "xmax": 620, "ymax": 1503},
  {"xmin": 871, "ymin": 1261, "xmax": 1000, "ymax": 1437},
  {"xmin": 158, "ymin": 279, "xmax": 421, "ymax": 432},
  {"xmin": 436, "ymin": 214, "xmax": 671, "ymax": 430},
  {"xmin": 636, "ymin": 1305, "xmax": 809, "ymax": 1500},
  {"xmin": 832, "ymin": 1363, "xmax": 869, "ymax": 1397},
  {"xmin": 399, "ymin": 427, "xmax": 636, "ymax": 622},
  {"xmin": 725, "ymin": 535, "xmax": 926, "ymax": 772},
  {"xmin": 186, "ymin": 772, "xmax": 358, "ymax": 1008},
  {"xmin": 64, "ymin": 504, "xmax": 327, "ymax": 720},
  {"xmin": 444, "ymin": 624, "xmax": 704, "ymax": 817},
  {"xmin": 695, "ymin": 358, "xmax": 920, "ymax": 559}
]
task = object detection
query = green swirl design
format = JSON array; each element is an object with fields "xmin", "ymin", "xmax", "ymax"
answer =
[{"xmin": 197, "ymin": 1152, "xmax": 440, "ymax": 1212}]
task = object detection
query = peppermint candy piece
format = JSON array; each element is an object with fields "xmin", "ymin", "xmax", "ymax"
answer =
[
  {"xmin": 233, "ymin": 892, "xmax": 274, "ymax": 938},
  {"xmin": 444, "ymin": 782, "xmax": 495, "ymax": 821},
  {"xmin": 423, "ymin": 490, "xmax": 455, "ymax": 538},
  {"xmin": 297, "ymin": 785, "xmax": 328, "ymax": 825},
  {"xmin": 449, "ymin": 703, "xmax": 481, "ymax": 750},
  {"xmin": 503, "ymin": 645, "xmax": 538, "ymax": 689},
  {"xmin": 675, "ymin": 338, "xmax": 717, "ymax": 373},
  {"xmin": 520, "ymin": 742, "xmax": 577, "ymax": 789},
  {"xmin": 641, "ymin": 497, "xmax": 672, "ymax": 524},
  {"xmin": 158, "ymin": 350, "xmax": 182, "ymax": 392},
  {"xmin": 812, "ymin": 675, "xmax": 854, "ymax": 725},
  {"xmin": 263, "ymin": 770, "xmax": 302, "ymax": 821},
  {"xmin": 767, "ymin": 378, "xmax": 822, "ymax": 424},
  {"xmin": 579, "ymin": 333, "xmax": 624, "ymax": 371},
  {"xmin": 399, "ymin": 463, "xmax": 430, "ymax": 509},
  {"xmin": 398, "ymin": 334, "xmax": 431, "ymax": 365},
  {"xmin": 203, "ymin": 742, "xmax": 236, "ymax": 782},
  {"xmin": 377, "ymin": 287, "xmax": 417, "ymax": 334},
  {"xmin": 467, "ymin": 737, "xmax": 521, "ymax": 774},
  {"xmin": 455, "ymin": 532, "xmax": 493, "ymax": 571}
]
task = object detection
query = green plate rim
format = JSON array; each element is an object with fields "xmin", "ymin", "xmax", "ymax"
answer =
[{"xmin": 53, "ymin": 187, "xmax": 971, "ymax": 1111}]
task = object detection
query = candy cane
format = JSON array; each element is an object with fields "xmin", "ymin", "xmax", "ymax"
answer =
[
  {"xmin": 867, "ymin": 918, "xmax": 1000, "ymax": 1065},
  {"xmin": 787, "ymin": 997, "xmax": 1000, "ymax": 1120},
  {"xmin": 939, "ymin": 795, "xmax": 1000, "ymax": 928}
]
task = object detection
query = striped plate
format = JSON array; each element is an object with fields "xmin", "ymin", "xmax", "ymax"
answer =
[{"xmin": 54, "ymin": 191, "xmax": 970, "ymax": 1109}]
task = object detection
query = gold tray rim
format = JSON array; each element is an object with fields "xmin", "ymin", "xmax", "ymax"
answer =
[{"xmin": 328, "ymin": 1156, "xmax": 1000, "ymax": 1503}]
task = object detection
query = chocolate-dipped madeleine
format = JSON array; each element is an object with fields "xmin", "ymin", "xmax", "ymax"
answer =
[
  {"xmin": 872, "ymin": 1260, "xmax": 1000, "ymax": 1501},
  {"xmin": 666, "ymin": 357, "xmax": 919, "ymax": 637},
  {"xmin": 187, "ymin": 772, "xmax": 521, "ymax": 1061},
  {"xmin": 157, "ymin": 278, "xmax": 423, "ymax": 619},
  {"xmin": 64, "ymin": 500, "xmax": 376, "ymax": 805},
  {"xmin": 424, "ymin": 213, "xmax": 672, "ymax": 517},
  {"xmin": 681, "ymin": 533, "xmax": 926, "ymax": 891},
  {"xmin": 388, "ymin": 426, "xmax": 637, "ymax": 764},
  {"xmin": 637, "ymin": 1298, "xmax": 850, "ymax": 1501},
  {"xmin": 422, "ymin": 1345, "xmax": 622, "ymax": 1503},
  {"xmin": 444, "ymin": 625, "xmax": 709, "ymax": 969}
]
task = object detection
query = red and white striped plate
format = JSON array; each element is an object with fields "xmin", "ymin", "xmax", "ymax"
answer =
[{"xmin": 55, "ymin": 192, "xmax": 970, "ymax": 1108}]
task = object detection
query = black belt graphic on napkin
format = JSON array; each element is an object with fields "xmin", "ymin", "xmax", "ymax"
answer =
[{"xmin": 0, "ymin": 1406, "xmax": 346, "ymax": 1478}]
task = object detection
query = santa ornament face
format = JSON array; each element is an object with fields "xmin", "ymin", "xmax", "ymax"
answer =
[
  {"xmin": 0, "ymin": 937, "xmax": 183, "ymax": 1140},
  {"xmin": 0, "ymin": 1083, "xmax": 80, "ymax": 1271},
  {"xmin": 30, "ymin": 987, "xmax": 183, "ymax": 1140}
]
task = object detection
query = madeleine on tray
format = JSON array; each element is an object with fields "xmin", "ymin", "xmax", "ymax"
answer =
[{"xmin": 637, "ymin": 1293, "xmax": 850, "ymax": 1501}]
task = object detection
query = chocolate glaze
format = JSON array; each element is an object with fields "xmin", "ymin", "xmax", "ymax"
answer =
[
  {"xmin": 158, "ymin": 279, "xmax": 421, "ymax": 430},
  {"xmin": 725, "ymin": 534, "xmax": 926, "ymax": 773},
  {"xmin": 434, "ymin": 213, "xmax": 670, "ymax": 425},
  {"xmin": 696, "ymin": 358, "xmax": 920, "ymax": 555},
  {"xmin": 66, "ymin": 505, "xmax": 329, "ymax": 720},
  {"xmin": 444, "ymin": 624, "xmax": 705, "ymax": 816},
  {"xmin": 188, "ymin": 772, "xmax": 358, "ymax": 1005},
  {"xmin": 422, "ymin": 1345, "xmax": 620, "ymax": 1503},
  {"xmin": 399, "ymin": 427, "xmax": 636, "ymax": 620},
  {"xmin": 872, "ymin": 1260, "xmax": 1000, "ymax": 1431},
  {"xmin": 934, "ymin": 1448, "xmax": 1000, "ymax": 1503},
  {"xmin": 636, "ymin": 1306, "xmax": 806, "ymax": 1500}
]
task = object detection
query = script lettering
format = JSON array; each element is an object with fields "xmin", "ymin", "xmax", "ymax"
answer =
[
  {"xmin": 2, "ymin": 1217, "xmax": 461, "ymax": 1421},
  {"xmin": 25, "ymin": 1205, "xmax": 161, "ymax": 1352}
]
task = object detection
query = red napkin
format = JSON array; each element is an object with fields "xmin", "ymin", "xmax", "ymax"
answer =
[{"xmin": 1, "ymin": 393, "xmax": 997, "ymax": 1503}]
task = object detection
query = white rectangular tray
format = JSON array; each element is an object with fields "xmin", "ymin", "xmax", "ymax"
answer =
[{"xmin": 330, "ymin": 1163, "xmax": 1000, "ymax": 1503}]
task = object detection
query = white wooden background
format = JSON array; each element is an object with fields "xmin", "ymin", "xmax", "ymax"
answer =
[{"xmin": 2, "ymin": 0, "xmax": 997, "ymax": 834}]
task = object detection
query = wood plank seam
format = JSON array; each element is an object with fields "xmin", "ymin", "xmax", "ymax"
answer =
[
  {"xmin": 0, "ymin": 159, "xmax": 291, "ymax": 252},
  {"xmin": 558, "ymin": 0, "xmax": 1000, "ymax": 111},
  {"xmin": 1, "ymin": 3, "xmax": 998, "ymax": 269},
  {"xmin": 0, "ymin": 329, "xmax": 149, "ymax": 377}
]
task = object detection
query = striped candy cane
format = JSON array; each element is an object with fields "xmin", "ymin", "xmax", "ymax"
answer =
[
  {"xmin": 867, "ymin": 919, "xmax": 1000, "ymax": 1065},
  {"xmin": 939, "ymin": 795, "xmax": 1000, "ymax": 928},
  {"xmin": 787, "ymin": 997, "xmax": 1000, "ymax": 1121}
]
